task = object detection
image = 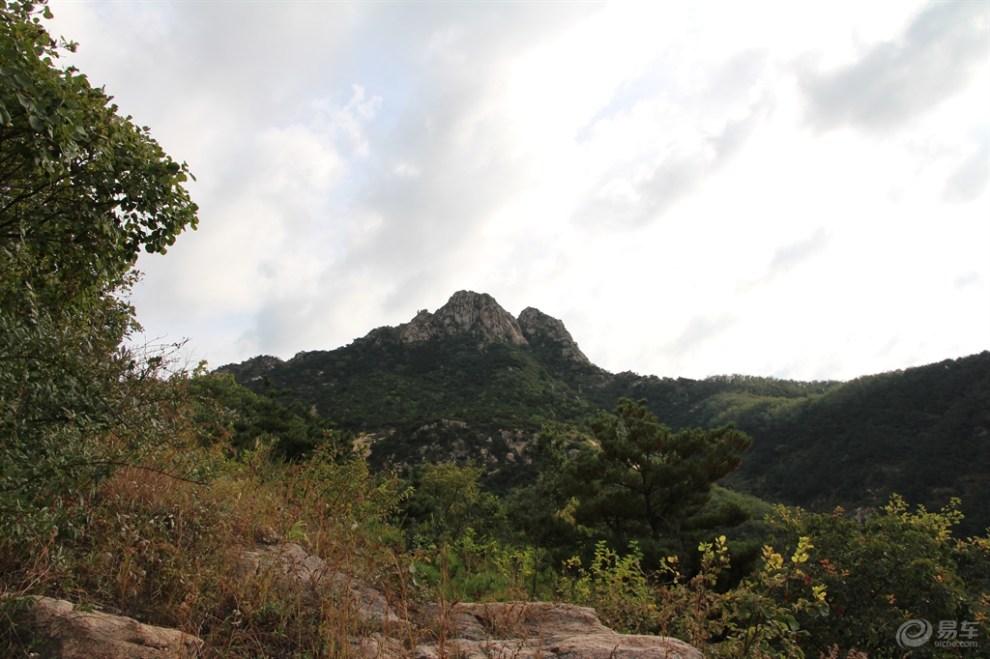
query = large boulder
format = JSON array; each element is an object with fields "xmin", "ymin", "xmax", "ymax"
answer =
[
  {"xmin": 14, "ymin": 596, "xmax": 202, "ymax": 659},
  {"xmin": 238, "ymin": 544, "xmax": 703, "ymax": 658},
  {"xmin": 12, "ymin": 544, "xmax": 703, "ymax": 658},
  {"xmin": 237, "ymin": 542, "xmax": 408, "ymax": 632},
  {"xmin": 401, "ymin": 601, "xmax": 703, "ymax": 659}
]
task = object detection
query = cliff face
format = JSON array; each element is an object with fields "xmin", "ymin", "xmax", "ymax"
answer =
[
  {"xmin": 518, "ymin": 306, "xmax": 590, "ymax": 365},
  {"xmin": 393, "ymin": 291, "xmax": 590, "ymax": 367}
]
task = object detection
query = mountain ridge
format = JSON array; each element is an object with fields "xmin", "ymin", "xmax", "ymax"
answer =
[{"xmin": 218, "ymin": 291, "xmax": 990, "ymax": 533}]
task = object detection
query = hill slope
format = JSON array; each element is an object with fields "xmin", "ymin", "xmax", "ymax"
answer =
[{"xmin": 220, "ymin": 291, "xmax": 990, "ymax": 532}]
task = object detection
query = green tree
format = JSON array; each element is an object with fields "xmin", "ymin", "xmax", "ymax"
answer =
[
  {"xmin": 1, "ymin": 1, "xmax": 197, "ymax": 307},
  {"xmin": 402, "ymin": 462, "xmax": 505, "ymax": 544},
  {"xmin": 769, "ymin": 497, "xmax": 990, "ymax": 656},
  {"xmin": 187, "ymin": 372, "xmax": 340, "ymax": 459},
  {"xmin": 0, "ymin": 0, "xmax": 198, "ymax": 566},
  {"xmin": 566, "ymin": 399, "xmax": 751, "ymax": 554}
]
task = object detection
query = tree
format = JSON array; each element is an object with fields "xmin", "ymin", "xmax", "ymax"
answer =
[
  {"xmin": 565, "ymin": 399, "xmax": 751, "ymax": 553},
  {"xmin": 187, "ymin": 372, "xmax": 340, "ymax": 459},
  {"xmin": 1, "ymin": 1, "xmax": 197, "ymax": 308},
  {"xmin": 402, "ymin": 462, "xmax": 504, "ymax": 544},
  {"xmin": 0, "ymin": 0, "xmax": 198, "ymax": 557},
  {"xmin": 767, "ymin": 496, "xmax": 989, "ymax": 656}
]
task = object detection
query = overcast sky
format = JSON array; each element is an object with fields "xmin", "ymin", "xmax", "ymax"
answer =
[{"xmin": 50, "ymin": 0, "xmax": 988, "ymax": 381}]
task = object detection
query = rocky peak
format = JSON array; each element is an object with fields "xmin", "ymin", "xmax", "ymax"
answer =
[
  {"xmin": 398, "ymin": 291, "xmax": 527, "ymax": 345},
  {"xmin": 519, "ymin": 306, "xmax": 590, "ymax": 364}
]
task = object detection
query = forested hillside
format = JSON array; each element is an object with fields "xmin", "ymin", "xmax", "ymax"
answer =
[
  {"xmin": 3, "ymin": 4, "xmax": 988, "ymax": 656},
  {"xmin": 221, "ymin": 292, "xmax": 990, "ymax": 534},
  {"xmin": 722, "ymin": 353, "xmax": 990, "ymax": 535},
  {"xmin": 595, "ymin": 354, "xmax": 990, "ymax": 535}
]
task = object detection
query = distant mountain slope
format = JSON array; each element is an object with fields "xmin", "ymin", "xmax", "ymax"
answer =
[
  {"xmin": 584, "ymin": 353, "xmax": 990, "ymax": 535},
  {"xmin": 723, "ymin": 353, "xmax": 990, "ymax": 535},
  {"xmin": 219, "ymin": 291, "xmax": 990, "ymax": 532}
]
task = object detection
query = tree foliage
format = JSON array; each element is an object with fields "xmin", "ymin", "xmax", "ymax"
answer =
[
  {"xmin": 186, "ymin": 372, "xmax": 339, "ymax": 459},
  {"xmin": 0, "ymin": 0, "xmax": 198, "ymax": 556},
  {"xmin": 564, "ymin": 399, "xmax": 751, "ymax": 554},
  {"xmin": 1, "ymin": 0, "xmax": 197, "ymax": 306},
  {"xmin": 767, "ymin": 496, "xmax": 990, "ymax": 656}
]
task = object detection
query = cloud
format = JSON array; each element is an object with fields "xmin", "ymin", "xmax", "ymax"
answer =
[
  {"xmin": 800, "ymin": 1, "xmax": 987, "ymax": 133},
  {"xmin": 49, "ymin": 0, "xmax": 989, "ymax": 382},
  {"xmin": 665, "ymin": 314, "xmax": 739, "ymax": 357},
  {"xmin": 576, "ymin": 92, "xmax": 773, "ymax": 229},
  {"xmin": 222, "ymin": 2, "xmax": 603, "ymax": 350},
  {"xmin": 942, "ymin": 137, "xmax": 989, "ymax": 204},
  {"xmin": 954, "ymin": 272, "xmax": 982, "ymax": 291},
  {"xmin": 766, "ymin": 228, "xmax": 831, "ymax": 279}
]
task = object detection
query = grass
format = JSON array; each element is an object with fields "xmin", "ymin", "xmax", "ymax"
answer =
[{"xmin": 0, "ymin": 435, "xmax": 416, "ymax": 658}]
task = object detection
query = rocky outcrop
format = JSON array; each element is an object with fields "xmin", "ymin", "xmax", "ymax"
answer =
[
  {"xmin": 14, "ymin": 596, "xmax": 203, "ymax": 659},
  {"xmin": 518, "ymin": 306, "xmax": 590, "ymax": 364},
  {"xmin": 237, "ymin": 542, "xmax": 409, "ymax": 632},
  {"xmin": 398, "ymin": 291, "xmax": 528, "ymax": 346},
  {"xmin": 362, "ymin": 601, "xmax": 703, "ymax": 658},
  {"xmin": 241, "ymin": 544, "xmax": 701, "ymax": 658},
  {"xmin": 12, "ymin": 545, "xmax": 702, "ymax": 658},
  {"xmin": 392, "ymin": 291, "xmax": 593, "ymax": 368}
]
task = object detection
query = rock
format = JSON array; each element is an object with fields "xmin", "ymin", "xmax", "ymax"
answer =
[
  {"xmin": 398, "ymin": 291, "xmax": 528, "ymax": 346},
  {"xmin": 11, "ymin": 546, "xmax": 702, "ymax": 658},
  {"xmin": 16, "ymin": 596, "xmax": 202, "ymax": 659},
  {"xmin": 518, "ymin": 306, "xmax": 590, "ymax": 364},
  {"xmin": 405, "ymin": 602, "xmax": 703, "ymax": 659},
  {"xmin": 238, "ymin": 545, "xmax": 703, "ymax": 658},
  {"xmin": 237, "ymin": 542, "xmax": 408, "ymax": 632}
]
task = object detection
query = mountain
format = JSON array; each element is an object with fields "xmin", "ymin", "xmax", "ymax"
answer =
[
  {"xmin": 219, "ymin": 291, "xmax": 603, "ymax": 488},
  {"xmin": 219, "ymin": 291, "xmax": 990, "ymax": 533}
]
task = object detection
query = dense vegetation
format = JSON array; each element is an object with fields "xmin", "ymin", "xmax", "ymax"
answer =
[
  {"xmin": 2, "ymin": 3, "xmax": 988, "ymax": 657},
  {"xmin": 223, "ymin": 319, "xmax": 990, "ymax": 535}
]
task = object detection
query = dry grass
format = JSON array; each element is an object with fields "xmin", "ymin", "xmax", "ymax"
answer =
[{"xmin": 1, "ymin": 438, "xmax": 413, "ymax": 658}]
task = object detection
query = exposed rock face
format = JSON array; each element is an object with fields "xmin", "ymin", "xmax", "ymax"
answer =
[
  {"xmin": 399, "ymin": 291, "xmax": 528, "ymax": 346},
  {"xmin": 13, "ymin": 546, "xmax": 702, "ymax": 658},
  {"xmin": 362, "ymin": 601, "xmax": 703, "ymax": 659},
  {"xmin": 393, "ymin": 291, "xmax": 592, "ymax": 367},
  {"xmin": 242, "ymin": 544, "xmax": 702, "ymax": 658},
  {"xmin": 518, "ymin": 306, "xmax": 590, "ymax": 364},
  {"xmin": 237, "ymin": 542, "xmax": 408, "ymax": 632},
  {"xmin": 16, "ymin": 596, "xmax": 203, "ymax": 659}
]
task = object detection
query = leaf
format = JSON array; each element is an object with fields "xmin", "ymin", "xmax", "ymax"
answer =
[{"xmin": 28, "ymin": 113, "xmax": 46, "ymax": 132}]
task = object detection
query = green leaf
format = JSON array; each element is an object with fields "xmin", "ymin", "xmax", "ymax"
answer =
[{"xmin": 27, "ymin": 113, "xmax": 45, "ymax": 132}]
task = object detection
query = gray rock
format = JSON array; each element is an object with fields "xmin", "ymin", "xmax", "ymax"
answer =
[
  {"xmin": 398, "ymin": 291, "xmax": 528, "ymax": 346},
  {"xmin": 406, "ymin": 602, "xmax": 702, "ymax": 659},
  {"xmin": 518, "ymin": 306, "xmax": 590, "ymax": 364},
  {"xmin": 14, "ymin": 545, "xmax": 703, "ymax": 658},
  {"xmin": 237, "ymin": 542, "xmax": 408, "ymax": 632},
  {"xmin": 17, "ymin": 596, "xmax": 202, "ymax": 659}
]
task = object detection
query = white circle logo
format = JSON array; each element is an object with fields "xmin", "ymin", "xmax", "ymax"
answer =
[{"xmin": 896, "ymin": 619, "xmax": 933, "ymax": 649}]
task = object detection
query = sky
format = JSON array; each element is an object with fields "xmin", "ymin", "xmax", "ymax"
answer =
[{"xmin": 48, "ymin": 0, "xmax": 989, "ymax": 382}]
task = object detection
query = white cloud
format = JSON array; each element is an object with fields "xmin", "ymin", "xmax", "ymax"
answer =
[
  {"xmin": 47, "ymin": 0, "xmax": 989, "ymax": 381},
  {"xmin": 800, "ymin": 1, "xmax": 988, "ymax": 132}
]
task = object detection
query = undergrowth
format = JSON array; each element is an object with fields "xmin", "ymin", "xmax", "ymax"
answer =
[{"xmin": 0, "ymin": 427, "xmax": 413, "ymax": 658}]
